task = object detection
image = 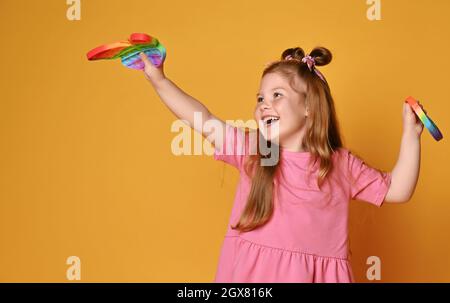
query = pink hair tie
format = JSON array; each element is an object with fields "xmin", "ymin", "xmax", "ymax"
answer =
[
  {"xmin": 301, "ymin": 55, "xmax": 316, "ymax": 70},
  {"xmin": 301, "ymin": 55, "xmax": 327, "ymax": 83},
  {"xmin": 286, "ymin": 54, "xmax": 327, "ymax": 83}
]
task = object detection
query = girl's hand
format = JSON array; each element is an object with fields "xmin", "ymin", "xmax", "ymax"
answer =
[
  {"xmin": 403, "ymin": 101, "xmax": 425, "ymax": 138},
  {"xmin": 139, "ymin": 52, "xmax": 166, "ymax": 86}
]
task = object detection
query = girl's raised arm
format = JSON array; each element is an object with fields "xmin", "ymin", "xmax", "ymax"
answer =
[{"xmin": 139, "ymin": 52, "xmax": 226, "ymax": 152}]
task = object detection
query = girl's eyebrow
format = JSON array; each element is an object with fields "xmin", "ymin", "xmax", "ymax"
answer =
[{"xmin": 256, "ymin": 87, "xmax": 286, "ymax": 96}]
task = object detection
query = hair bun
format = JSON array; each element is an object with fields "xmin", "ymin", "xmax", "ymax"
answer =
[
  {"xmin": 281, "ymin": 46, "xmax": 332, "ymax": 66},
  {"xmin": 309, "ymin": 46, "xmax": 332, "ymax": 66},
  {"xmin": 281, "ymin": 47, "xmax": 305, "ymax": 61}
]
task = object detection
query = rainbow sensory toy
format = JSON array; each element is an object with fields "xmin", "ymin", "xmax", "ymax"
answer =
[
  {"xmin": 405, "ymin": 96, "xmax": 443, "ymax": 141},
  {"xmin": 87, "ymin": 33, "xmax": 166, "ymax": 70}
]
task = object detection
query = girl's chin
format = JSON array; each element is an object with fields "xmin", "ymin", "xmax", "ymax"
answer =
[
  {"xmin": 260, "ymin": 132, "xmax": 281, "ymax": 144},
  {"xmin": 259, "ymin": 122, "xmax": 282, "ymax": 142}
]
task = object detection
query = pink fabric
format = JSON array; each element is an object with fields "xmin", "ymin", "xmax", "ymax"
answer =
[
  {"xmin": 285, "ymin": 54, "xmax": 327, "ymax": 83},
  {"xmin": 213, "ymin": 123, "xmax": 392, "ymax": 283}
]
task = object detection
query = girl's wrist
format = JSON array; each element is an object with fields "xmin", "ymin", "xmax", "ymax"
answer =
[
  {"xmin": 150, "ymin": 76, "xmax": 168, "ymax": 90},
  {"xmin": 402, "ymin": 129, "xmax": 421, "ymax": 141}
]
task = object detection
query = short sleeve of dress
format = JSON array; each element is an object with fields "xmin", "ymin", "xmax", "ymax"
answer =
[
  {"xmin": 213, "ymin": 123, "xmax": 249, "ymax": 170},
  {"xmin": 347, "ymin": 150, "xmax": 392, "ymax": 207}
]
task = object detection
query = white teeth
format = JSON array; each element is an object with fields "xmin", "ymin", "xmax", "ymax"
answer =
[{"xmin": 262, "ymin": 116, "xmax": 280, "ymax": 123}]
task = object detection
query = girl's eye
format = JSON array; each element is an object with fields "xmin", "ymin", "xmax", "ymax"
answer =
[{"xmin": 257, "ymin": 92, "xmax": 282, "ymax": 103}]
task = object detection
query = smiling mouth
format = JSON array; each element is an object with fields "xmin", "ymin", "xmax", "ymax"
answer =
[{"xmin": 262, "ymin": 117, "xmax": 280, "ymax": 126}]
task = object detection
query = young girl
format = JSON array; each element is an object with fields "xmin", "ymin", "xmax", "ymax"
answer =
[{"xmin": 138, "ymin": 46, "xmax": 422, "ymax": 283}]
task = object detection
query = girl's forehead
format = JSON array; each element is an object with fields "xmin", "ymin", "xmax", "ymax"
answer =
[
  {"xmin": 261, "ymin": 72, "xmax": 288, "ymax": 83},
  {"xmin": 259, "ymin": 73, "xmax": 306, "ymax": 94}
]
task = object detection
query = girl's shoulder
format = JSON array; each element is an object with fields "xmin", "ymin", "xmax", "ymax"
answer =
[
  {"xmin": 333, "ymin": 146, "xmax": 351, "ymax": 159},
  {"xmin": 332, "ymin": 147, "xmax": 354, "ymax": 173}
]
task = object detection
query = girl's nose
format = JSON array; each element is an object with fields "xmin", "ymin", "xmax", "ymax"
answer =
[{"xmin": 261, "ymin": 99, "xmax": 272, "ymax": 109}]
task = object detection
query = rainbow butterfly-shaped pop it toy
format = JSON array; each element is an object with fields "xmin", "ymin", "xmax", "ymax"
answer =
[
  {"xmin": 87, "ymin": 33, "xmax": 166, "ymax": 70},
  {"xmin": 405, "ymin": 96, "xmax": 443, "ymax": 141}
]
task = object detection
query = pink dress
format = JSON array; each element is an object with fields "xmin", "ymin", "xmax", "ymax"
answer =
[{"xmin": 213, "ymin": 123, "xmax": 392, "ymax": 283}]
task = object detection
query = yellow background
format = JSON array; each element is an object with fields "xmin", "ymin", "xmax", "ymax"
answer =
[{"xmin": 0, "ymin": 0, "xmax": 449, "ymax": 282}]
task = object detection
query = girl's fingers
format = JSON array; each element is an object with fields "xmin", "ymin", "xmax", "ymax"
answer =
[
  {"xmin": 405, "ymin": 101, "xmax": 427, "ymax": 115},
  {"xmin": 139, "ymin": 52, "xmax": 151, "ymax": 67},
  {"xmin": 404, "ymin": 102, "xmax": 413, "ymax": 113}
]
